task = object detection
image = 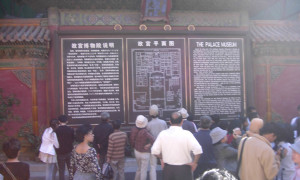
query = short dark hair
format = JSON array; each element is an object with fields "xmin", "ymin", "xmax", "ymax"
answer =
[
  {"xmin": 210, "ymin": 114, "xmax": 220, "ymax": 124},
  {"xmin": 58, "ymin": 115, "xmax": 68, "ymax": 123},
  {"xmin": 75, "ymin": 124, "xmax": 93, "ymax": 143},
  {"xmin": 248, "ymin": 112, "xmax": 259, "ymax": 121},
  {"xmin": 112, "ymin": 120, "xmax": 122, "ymax": 130},
  {"xmin": 247, "ymin": 106, "xmax": 256, "ymax": 113},
  {"xmin": 228, "ymin": 119, "xmax": 242, "ymax": 134},
  {"xmin": 259, "ymin": 122, "xmax": 280, "ymax": 137},
  {"xmin": 201, "ymin": 168, "xmax": 237, "ymax": 180},
  {"xmin": 199, "ymin": 116, "xmax": 212, "ymax": 129},
  {"xmin": 100, "ymin": 112, "xmax": 110, "ymax": 122},
  {"xmin": 49, "ymin": 119, "xmax": 59, "ymax": 129},
  {"xmin": 217, "ymin": 120, "xmax": 229, "ymax": 131},
  {"xmin": 275, "ymin": 122, "xmax": 294, "ymax": 143},
  {"xmin": 170, "ymin": 112, "xmax": 182, "ymax": 124},
  {"xmin": 2, "ymin": 138, "xmax": 21, "ymax": 159}
]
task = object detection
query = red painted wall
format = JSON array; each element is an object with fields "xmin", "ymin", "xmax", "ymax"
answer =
[
  {"xmin": 271, "ymin": 65, "xmax": 300, "ymax": 122},
  {"xmin": 0, "ymin": 70, "xmax": 32, "ymax": 137}
]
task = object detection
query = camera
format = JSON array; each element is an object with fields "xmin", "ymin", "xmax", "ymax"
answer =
[{"xmin": 278, "ymin": 146, "xmax": 286, "ymax": 159}]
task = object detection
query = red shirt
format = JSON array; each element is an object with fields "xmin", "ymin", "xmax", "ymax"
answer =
[{"xmin": 130, "ymin": 127, "xmax": 154, "ymax": 153}]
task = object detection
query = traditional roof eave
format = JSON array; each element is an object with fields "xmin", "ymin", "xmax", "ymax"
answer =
[
  {"xmin": 0, "ymin": 18, "xmax": 50, "ymax": 44},
  {"xmin": 250, "ymin": 20, "xmax": 300, "ymax": 44}
]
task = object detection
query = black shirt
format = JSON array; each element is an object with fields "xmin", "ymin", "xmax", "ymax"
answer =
[
  {"xmin": 0, "ymin": 162, "xmax": 30, "ymax": 180},
  {"xmin": 93, "ymin": 122, "xmax": 113, "ymax": 155},
  {"xmin": 55, "ymin": 125, "xmax": 74, "ymax": 154}
]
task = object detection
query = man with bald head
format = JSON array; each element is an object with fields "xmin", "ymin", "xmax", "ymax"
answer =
[
  {"xmin": 248, "ymin": 118, "xmax": 264, "ymax": 135},
  {"xmin": 151, "ymin": 112, "xmax": 203, "ymax": 180},
  {"xmin": 238, "ymin": 122, "xmax": 281, "ymax": 180},
  {"xmin": 233, "ymin": 118, "xmax": 264, "ymax": 147}
]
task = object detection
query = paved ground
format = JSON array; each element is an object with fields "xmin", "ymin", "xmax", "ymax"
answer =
[{"xmin": 27, "ymin": 157, "xmax": 163, "ymax": 180}]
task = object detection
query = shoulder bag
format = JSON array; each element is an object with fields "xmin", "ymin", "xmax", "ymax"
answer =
[
  {"xmin": 1, "ymin": 162, "xmax": 17, "ymax": 180},
  {"xmin": 236, "ymin": 137, "xmax": 248, "ymax": 180}
]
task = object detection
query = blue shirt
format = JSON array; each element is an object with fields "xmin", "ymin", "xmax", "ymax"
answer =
[{"xmin": 194, "ymin": 129, "xmax": 217, "ymax": 165}]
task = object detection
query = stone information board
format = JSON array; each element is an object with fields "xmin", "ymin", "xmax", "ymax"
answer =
[
  {"xmin": 62, "ymin": 38, "xmax": 123, "ymax": 124},
  {"xmin": 189, "ymin": 38, "xmax": 244, "ymax": 121},
  {"xmin": 127, "ymin": 38, "xmax": 186, "ymax": 123}
]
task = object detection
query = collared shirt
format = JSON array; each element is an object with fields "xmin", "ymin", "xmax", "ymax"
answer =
[
  {"xmin": 146, "ymin": 118, "xmax": 168, "ymax": 139},
  {"xmin": 151, "ymin": 126, "xmax": 203, "ymax": 165},
  {"xmin": 130, "ymin": 127, "xmax": 155, "ymax": 153}
]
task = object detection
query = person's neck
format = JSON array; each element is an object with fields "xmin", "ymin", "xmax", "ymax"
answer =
[
  {"xmin": 60, "ymin": 123, "xmax": 67, "ymax": 126},
  {"xmin": 171, "ymin": 124, "xmax": 181, "ymax": 127},
  {"xmin": 114, "ymin": 129, "xmax": 120, "ymax": 132},
  {"xmin": 80, "ymin": 140, "xmax": 90, "ymax": 147},
  {"xmin": 6, "ymin": 158, "xmax": 19, "ymax": 163}
]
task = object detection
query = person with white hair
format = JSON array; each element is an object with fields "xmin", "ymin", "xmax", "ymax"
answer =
[
  {"xmin": 146, "ymin": 105, "xmax": 168, "ymax": 180},
  {"xmin": 93, "ymin": 112, "xmax": 114, "ymax": 169},
  {"xmin": 130, "ymin": 115, "xmax": 155, "ymax": 180}
]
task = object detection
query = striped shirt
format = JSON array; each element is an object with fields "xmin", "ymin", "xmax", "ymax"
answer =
[{"xmin": 107, "ymin": 131, "xmax": 128, "ymax": 160}]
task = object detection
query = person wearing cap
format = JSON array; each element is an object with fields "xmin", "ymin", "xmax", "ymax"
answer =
[
  {"xmin": 130, "ymin": 115, "xmax": 155, "ymax": 180},
  {"xmin": 193, "ymin": 116, "xmax": 217, "ymax": 179},
  {"xmin": 238, "ymin": 122, "xmax": 281, "ymax": 180},
  {"xmin": 55, "ymin": 115, "xmax": 74, "ymax": 180},
  {"xmin": 291, "ymin": 140, "xmax": 300, "ymax": 179},
  {"xmin": 146, "ymin": 105, "xmax": 168, "ymax": 180},
  {"xmin": 93, "ymin": 112, "xmax": 114, "ymax": 169},
  {"xmin": 151, "ymin": 112, "xmax": 202, "ymax": 180},
  {"xmin": 178, "ymin": 108, "xmax": 197, "ymax": 134},
  {"xmin": 210, "ymin": 127, "xmax": 238, "ymax": 176}
]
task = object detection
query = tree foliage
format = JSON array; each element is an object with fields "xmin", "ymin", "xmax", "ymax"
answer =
[{"xmin": 0, "ymin": 88, "xmax": 20, "ymax": 125}]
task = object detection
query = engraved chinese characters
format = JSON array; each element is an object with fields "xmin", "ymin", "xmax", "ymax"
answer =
[
  {"xmin": 62, "ymin": 38, "xmax": 123, "ymax": 124},
  {"xmin": 127, "ymin": 38, "xmax": 186, "ymax": 123},
  {"xmin": 189, "ymin": 38, "xmax": 244, "ymax": 121}
]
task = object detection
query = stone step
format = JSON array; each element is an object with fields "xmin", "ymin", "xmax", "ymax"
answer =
[
  {"xmin": 2, "ymin": 157, "xmax": 163, "ymax": 179},
  {"xmin": 28, "ymin": 158, "xmax": 140, "ymax": 172}
]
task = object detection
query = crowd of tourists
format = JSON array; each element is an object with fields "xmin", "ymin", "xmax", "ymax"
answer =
[{"xmin": 1, "ymin": 105, "xmax": 300, "ymax": 180}]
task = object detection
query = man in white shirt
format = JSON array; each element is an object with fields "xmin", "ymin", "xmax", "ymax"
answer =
[
  {"xmin": 151, "ymin": 112, "xmax": 202, "ymax": 180},
  {"xmin": 146, "ymin": 104, "xmax": 168, "ymax": 180}
]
